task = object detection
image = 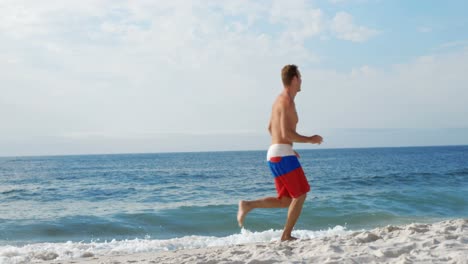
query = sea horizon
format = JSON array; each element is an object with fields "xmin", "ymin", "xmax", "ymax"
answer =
[{"xmin": 2, "ymin": 143, "xmax": 468, "ymax": 159}]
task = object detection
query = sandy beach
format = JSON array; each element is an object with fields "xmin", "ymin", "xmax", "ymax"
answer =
[{"xmin": 33, "ymin": 218, "xmax": 467, "ymax": 264}]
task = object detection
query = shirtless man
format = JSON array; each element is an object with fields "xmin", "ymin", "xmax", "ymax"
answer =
[{"xmin": 237, "ymin": 64, "xmax": 323, "ymax": 241}]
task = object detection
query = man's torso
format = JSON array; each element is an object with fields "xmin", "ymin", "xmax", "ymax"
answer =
[{"xmin": 269, "ymin": 93, "xmax": 298, "ymax": 145}]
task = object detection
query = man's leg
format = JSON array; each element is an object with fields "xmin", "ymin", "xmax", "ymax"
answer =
[
  {"xmin": 237, "ymin": 196, "xmax": 292, "ymax": 227},
  {"xmin": 281, "ymin": 193, "xmax": 307, "ymax": 241}
]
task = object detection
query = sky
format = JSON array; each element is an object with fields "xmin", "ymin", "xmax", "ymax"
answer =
[{"xmin": 1, "ymin": 0, "xmax": 468, "ymax": 156}]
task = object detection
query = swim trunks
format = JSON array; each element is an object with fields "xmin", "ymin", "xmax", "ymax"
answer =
[{"xmin": 267, "ymin": 144, "xmax": 310, "ymax": 199}]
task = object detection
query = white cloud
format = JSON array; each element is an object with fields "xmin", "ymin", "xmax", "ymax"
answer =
[
  {"xmin": 418, "ymin": 26, "xmax": 432, "ymax": 33},
  {"xmin": 439, "ymin": 40, "xmax": 468, "ymax": 48},
  {"xmin": 350, "ymin": 65, "xmax": 378, "ymax": 77},
  {"xmin": 331, "ymin": 11, "xmax": 379, "ymax": 42},
  {"xmin": 0, "ymin": 1, "xmax": 323, "ymax": 141},
  {"xmin": 298, "ymin": 47, "xmax": 468, "ymax": 131},
  {"xmin": 328, "ymin": 0, "xmax": 378, "ymax": 4},
  {"xmin": 269, "ymin": 0, "xmax": 324, "ymax": 43},
  {"xmin": 2, "ymin": 1, "xmax": 466, "ymax": 156}
]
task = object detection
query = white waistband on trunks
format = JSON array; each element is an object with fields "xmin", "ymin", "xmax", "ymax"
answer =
[{"xmin": 267, "ymin": 144, "xmax": 295, "ymax": 161}]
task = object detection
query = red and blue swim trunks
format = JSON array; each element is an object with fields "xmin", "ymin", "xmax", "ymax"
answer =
[{"xmin": 267, "ymin": 144, "xmax": 310, "ymax": 199}]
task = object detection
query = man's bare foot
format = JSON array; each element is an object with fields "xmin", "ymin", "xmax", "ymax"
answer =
[
  {"xmin": 237, "ymin": 200, "xmax": 251, "ymax": 227},
  {"xmin": 280, "ymin": 236, "xmax": 298, "ymax": 242}
]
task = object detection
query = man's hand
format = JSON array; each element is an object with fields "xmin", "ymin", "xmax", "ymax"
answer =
[{"xmin": 309, "ymin": 135, "xmax": 323, "ymax": 145}]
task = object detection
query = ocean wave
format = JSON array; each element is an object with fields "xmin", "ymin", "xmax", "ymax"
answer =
[
  {"xmin": 447, "ymin": 168, "xmax": 468, "ymax": 176},
  {"xmin": 0, "ymin": 226, "xmax": 350, "ymax": 264},
  {"xmin": 0, "ymin": 189, "xmax": 28, "ymax": 196}
]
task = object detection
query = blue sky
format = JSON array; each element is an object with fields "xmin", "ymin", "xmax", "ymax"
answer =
[
  {"xmin": 1, "ymin": 0, "xmax": 467, "ymax": 156},
  {"xmin": 309, "ymin": 0, "xmax": 468, "ymax": 70}
]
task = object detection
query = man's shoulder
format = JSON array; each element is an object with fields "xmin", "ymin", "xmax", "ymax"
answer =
[
  {"xmin": 276, "ymin": 94, "xmax": 293, "ymax": 107},
  {"xmin": 273, "ymin": 95, "xmax": 293, "ymax": 112}
]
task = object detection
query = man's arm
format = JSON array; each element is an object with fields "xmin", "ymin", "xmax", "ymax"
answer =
[{"xmin": 280, "ymin": 102, "xmax": 322, "ymax": 144}]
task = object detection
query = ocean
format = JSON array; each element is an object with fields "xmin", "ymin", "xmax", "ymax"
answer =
[{"xmin": 1, "ymin": 145, "xmax": 467, "ymax": 263}]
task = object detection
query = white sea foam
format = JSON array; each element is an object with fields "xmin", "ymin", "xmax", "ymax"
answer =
[{"xmin": 0, "ymin": 226, "xmax": 350, "ymax": 264}]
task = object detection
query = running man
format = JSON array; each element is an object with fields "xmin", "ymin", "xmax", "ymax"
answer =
[{"xmin": 237, "ymin": 64, "xmax": 323, "ymax": 241}]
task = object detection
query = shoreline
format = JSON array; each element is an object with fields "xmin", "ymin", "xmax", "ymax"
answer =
[{"xmin": 33, "ymin": 218, "xmax": 467, "ymax": 264}]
